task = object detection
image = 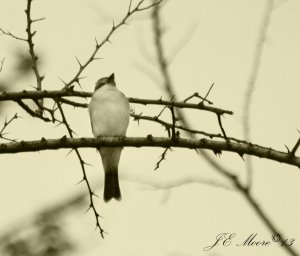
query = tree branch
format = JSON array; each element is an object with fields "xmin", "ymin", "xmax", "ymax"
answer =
[
  {"xmin": 25, "ymin": 0, "xmax": 44, "ymax": 94},
  {"xmin": 56, "ymin": 101, "xmax": 106, "ymax": 237},
  {"xmin": 243, "ymin": 0, "xmax": 274, "ymax": 189},
  {"xmin": 0, "ymin": 136, "xmax": 299, "ymax": 168},
  {"xmin": 64, "ymin": 0, "xmax": 165, "ymax": 90},
  {"xmin": 0, "ymin": 90, "xmax": 233, "ymax": 115}
]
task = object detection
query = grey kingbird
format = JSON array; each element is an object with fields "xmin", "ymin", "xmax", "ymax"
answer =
[{"xmin": 89, "ymin": 73, "xmax": 130, "ymax": 202}]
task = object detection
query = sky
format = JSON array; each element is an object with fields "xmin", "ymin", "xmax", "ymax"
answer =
[{"xmin": 0, "ymin": 0, "xmax": 300, "ymax": 255}]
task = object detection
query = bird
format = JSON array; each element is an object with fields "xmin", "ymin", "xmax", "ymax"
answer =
[{"xmin": 89, "ymin": 73, "xmax": 130, "ymax": 202}]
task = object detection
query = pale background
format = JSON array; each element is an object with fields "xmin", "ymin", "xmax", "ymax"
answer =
[{"xmin": 0, "ymin": 0, "xmax": 300, "ymax": 255}]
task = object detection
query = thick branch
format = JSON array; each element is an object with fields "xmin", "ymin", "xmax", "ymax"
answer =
[{"xmin": 0, "ymin": 137, "xmax": 299, "ymax": 168}]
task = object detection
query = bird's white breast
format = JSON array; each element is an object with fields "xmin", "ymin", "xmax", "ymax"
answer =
[{"xmin": 89, "ymin": 85, "xmax": 130, "ymax": 137}]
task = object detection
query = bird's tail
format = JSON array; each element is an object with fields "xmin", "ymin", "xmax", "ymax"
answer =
[{"xmin": 104, "ymin": 171, "xmax": 121, "ymax": 202}]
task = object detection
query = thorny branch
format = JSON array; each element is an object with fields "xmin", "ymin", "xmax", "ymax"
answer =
[
  {"xmin": 17, "ymin": 100, "xmax": 51, "ymax": 122},
  {"xmin": 1, "ymin": 1, "xmax": 45, "ymax": 110},
  {"xmin": 25, "ymin": 0, "xmax": 45, "ymax": 95},
  {"xmin": 154, "ymin": 147, "xmax": 170, "ymax": 170},
  {"xmin": 0, "ymin": 89, "xmax": 233, "ymax": 115},
  {"xmin": 0, "ymin": 137, "xmax": 300, "ymax": 169},
  {"xmin": 63, "ymin": 0, "xmax": 164, "ymax": 90},
  {"xmin": 56, "ymin": 101, "xmax": 106, "ymax": 237},
  {"xmin": 0, "ymin": 114, "xmax": 18, "ymax": 142},
  {"xmin": 132, "ymin": 112, "xmax": 242, "ymax": 142}
]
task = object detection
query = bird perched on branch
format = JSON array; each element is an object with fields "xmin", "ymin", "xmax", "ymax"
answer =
[{"xmin": 89, "ymin": 73, "xmax": 130, "ymax": 202}]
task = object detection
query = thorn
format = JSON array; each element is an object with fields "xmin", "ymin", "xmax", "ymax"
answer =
[
  {"xmin": 58, "ymin": 77, "xmax": 67, "ymax": 85},
  {"xmin": 32, "ymin": 17, "xmax": 46, "ymax": 23},
  {"xmin": 92, "ymin": 192, "xmax": 100, "ymax": 198},
  {"xmin": 93, "ymin": 57, "xmax": 103, "ymax": 61},
  {"xmin": 146, "ymin": 134, "xmax": 153, "ymax": 141},
  {"xmin": 78, "ymin": 76, "xmax": 87, "ymax": 81},
  {"xmin": 65, "ymin": 148, "xmax": 74, "ymax": 157},
  {"xmin": 75, "ymin": 56, "xmax": 82, "ymax": 67},
  {"xmin": 85, "ymin": 205, "xmax": 92, "ymax": 213},
  {"xmin": 95, "ymin": 37, "xmax": 99, "ymax": 47},
  {"xmin": 60, "ymin": 135, "xmax": 67, "ymax": 141},
  {"xmin": 285, "ymin": 145, "xmax": 290, "ymax": 153},
  {"xmin": 83, "ymin": 162, "xmax": 94, "ymax": 167},
  {"xmin": 213, "ymin": 149, "xmax": 222, "ymax": 157},
  {"xmin": 76, "ymin": 178, "xmax": 85, "ymax": 185},
  {"xmin": 238, "ymin": 152, "xmax": 245, "ymax": 160}
]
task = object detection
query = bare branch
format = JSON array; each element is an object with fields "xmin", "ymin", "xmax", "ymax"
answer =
[
  {"xmin": 137, "ymin": 0, "xmax": 164, "ymax": 12},
  {"xmin": 243, "ymin": 0, "xmax": 274, "ymax": 189},
  {"xmin": 17, "ymin": 100, "xmax": 51, "ymax": 122},
  {"xmin": 64, "ymin": 0, "xmax": 165, "ymax": 90},
  {"xmin": 0, "ymin": 90, "xmax": 233, "ymax": 115},
  {"xmin": 25, "ymin": 0, "xmax": 44, "ymax": 98},
  {"xmin": 0, "ymin": 58, "xmax": 5, "ymax": 73},
  {"xmin": 154, "ymin": 148, "xmax": 169, "ymax": 170},
  {"xmin": 201, "ymin": 83, "xmax": 214, "ymax": 104},
  {"xmin": 0, "ymin": 137, "xmax": 300, "ymax": 169},
  {"xmin": 183, "ymin": 91, "xmax": 213, "ymax": 105},
  {"xmin": 132, "ymin": 112, "xmax": 261, "ymax": 145},
  {"xmin": 217, "ymin": 114, "xmax": 228, "ymax": 141},
  {"xmin": 0, "ymin": 114, "xmax": 19, "ymax": 142},
  {"xmin": 56, "ymin": 101, "xmax": 106, "ymax": 237},
  {"xmin": 0, "ymin": 28, "xmax": 27, "ymax": 41}
]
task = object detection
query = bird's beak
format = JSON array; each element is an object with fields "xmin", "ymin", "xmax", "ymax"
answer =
[{"xmin": 107, "ymin": 73, "xmax": 115, "ymax": 84}]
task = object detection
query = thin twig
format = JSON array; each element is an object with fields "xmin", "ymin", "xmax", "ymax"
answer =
[
  {"xmin": 0, "ymin": 58, "xmax": 5, "ymax": 73},
  {"xmin": 132, "ymin": 113, "xmax": 246, "ymax": 143},
  {"xmin": 201, "ymin": 83, "xmax": 214, "ymax": 104},
  {"xmin": 154, "ymin": 148, "xmax": 169, "ymax": 170},
  {"xmin": 169, "ymin": 104, "xmax": 176, "ymax": 141},
  {"xmin": 243, "ymin": 0, "xmax": 274, "ymax": 189},
  {"xmin": 0, "ymin": 28, "xmax": 27, "ymax": 41},
  {"xmin": 217, "ymin": 114, "xmax": 228, "ymax": 141},
  {"xmin": 183, "ymin": 92, "xmax": 213, "ymax": 105},
  {"xmin": 0, "ymin": 114, "xmax": 19, "ymax": 142}
]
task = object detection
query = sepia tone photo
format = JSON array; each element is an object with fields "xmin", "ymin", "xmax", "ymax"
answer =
[{"xmin": 0, "ymin": 0, "xmax": 299, "ymax": 255}]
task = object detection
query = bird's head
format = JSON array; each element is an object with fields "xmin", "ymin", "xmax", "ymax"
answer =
[{"xmin": 94, "ymin": 73, "xmax": 115, "ymax": 91}]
